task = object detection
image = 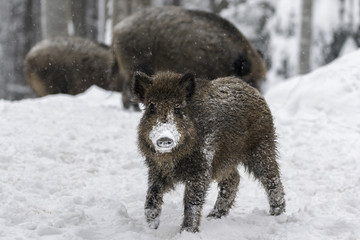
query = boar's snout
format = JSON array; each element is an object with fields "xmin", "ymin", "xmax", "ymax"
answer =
[
  {"xmin": 156, "ymin": 137, "xmax": 174, "ymax": 149},
  {"xmin": 148, "ymin": 116, "xmax": 181, "ymax": 153}
]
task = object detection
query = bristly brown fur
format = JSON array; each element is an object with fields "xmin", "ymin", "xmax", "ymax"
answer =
[
  {"xmin": 24, "ymin": 36, "xmax": 124, "ymax": 97},
  {"xmin": 133, "ymin": 71, "xmax": 286, "ymax": 233},
  {"xmin": 112, "ymin": 6, "xmax": 266, "ymax": 110}
]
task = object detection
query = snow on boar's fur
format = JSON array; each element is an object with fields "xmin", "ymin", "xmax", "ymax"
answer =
[
  {"xmin": 24, "ymin": 36, "xmax": 123, "ymax": 97},
  {"xmin": 133, "ymin": 71, "xmax": 286, "ymax": 232},
  {"xmin": 112, "ymin": 6, "xmax": 266, "ymax": 110}
]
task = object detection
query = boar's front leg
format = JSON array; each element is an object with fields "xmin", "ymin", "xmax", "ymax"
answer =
[
  {"xmin": 181, "ymin": 170, "xmax": 210, "ymax": 232},
  {"xmin": 145, "ymin": 174, "xmax": 167, "ymax": 229}
]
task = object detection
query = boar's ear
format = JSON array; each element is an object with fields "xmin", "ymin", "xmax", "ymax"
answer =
[
  {"xmin": 179, "ymin": 72, "xmax": 196, "ymax": 99},
  {"xmin": 132, "ymin": 71, "xmax": 152, "ymax": 103}
]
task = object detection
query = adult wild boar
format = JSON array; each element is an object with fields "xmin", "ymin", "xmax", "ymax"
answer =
[
  {"xmin": 133, "ymin": 71, "xmax": 286, "ymax": 232},
  {"xmin": 112, "ymin": 6, "xmax": 266, "ymax": 110},
  {"xmin": 24, "ymin": 36, "xmax": 123, "ymax": 97}
]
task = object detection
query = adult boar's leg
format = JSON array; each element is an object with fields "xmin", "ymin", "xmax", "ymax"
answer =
[
  {"xmin": 122, "ymin": 79, "xmax": 140, "ymax": 111},
  {"xmin": 181, "ymin": 171, "xmax": 210, "ymax": 232},
  {"xmin": 207, "ymin": 168, "xmax": 240, "ymax": 219}
]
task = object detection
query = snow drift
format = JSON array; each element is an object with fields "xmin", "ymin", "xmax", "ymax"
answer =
[{"xmin": 0, "ymin": 50, "xmax": 360, "ymax": 239}]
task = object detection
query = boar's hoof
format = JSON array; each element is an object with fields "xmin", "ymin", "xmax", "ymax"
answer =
[
  {"xmin": 181, "ymin": 225, "xmax": 199, "ymax": 233},
  {"xmin": 145, "ymin": 208, "xmax": 160, "ymax": 229},
  {"xmin": 207, "ymin": 209, "xmax": 228, "ymax": 219},
  {"xmin": 270, "ymin": 202, "xmax": 286, "ymax": 216}
]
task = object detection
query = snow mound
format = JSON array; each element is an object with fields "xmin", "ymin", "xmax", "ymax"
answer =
[
  {"xmin": 267, "ymin": 49, "xmax": 360, "ymax": 123},
  {"xmin": 265, "ymin": 50, "xmax": 360, "ymax": 240},
  {"xmin": 0, "ymin": 50, "xmax": 360, "ymax": 239}
]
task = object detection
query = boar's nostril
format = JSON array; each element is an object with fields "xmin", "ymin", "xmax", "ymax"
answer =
[
  {"xmin": 161, "ymin": 115, "xmax": 167, "ymax": 123},
  {"xmin": 156, "ymin": 137, "xmax": 174, "ymax": 148}
]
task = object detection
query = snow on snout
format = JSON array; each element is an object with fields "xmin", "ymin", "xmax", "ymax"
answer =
[{"xmin": 149, "ymin": 114, "xmax": 181, "ymax": 153}]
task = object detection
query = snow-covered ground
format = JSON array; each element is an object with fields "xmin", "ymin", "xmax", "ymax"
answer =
[{"xmin": 1, "ymin": 50, "xmax": 360, "ymax": 240}]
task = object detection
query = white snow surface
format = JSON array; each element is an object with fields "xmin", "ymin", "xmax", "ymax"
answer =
[{"xmin": 1, "ymin": 50, "xmax": 360, "ymax": 239}]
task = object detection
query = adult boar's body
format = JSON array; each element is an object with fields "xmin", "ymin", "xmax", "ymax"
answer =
[
  {"xmin": 133, "ymin": 71, "xmax": 285, "ymax": 232},
  {"xmin": 24, "ymin": 36, "xmax": 122, "ymax": 97},
  {"xmin": 112, "ymin": 6, "xmax": 266, "ymax": 110}
]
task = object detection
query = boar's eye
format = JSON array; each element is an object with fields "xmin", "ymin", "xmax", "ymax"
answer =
[
  {"xmin": 174, "ymin": 105, "xmax": 181, "ymax": 115},
  {"xmin": 148, "ymin": 103, "xmax": 156, "ymax": 114}
]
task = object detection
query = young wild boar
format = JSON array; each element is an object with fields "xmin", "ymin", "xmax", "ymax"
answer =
[
  {"xmin": 133, "ymin": 71, "xmax": 286, "ymax": 232},
  {"xmin": 112, "ymin": 6, "xmax": 266, "ymax": 110},
  {"xmin": 24, "ymin": 36, "xmax": 123, "ymax": 97}
]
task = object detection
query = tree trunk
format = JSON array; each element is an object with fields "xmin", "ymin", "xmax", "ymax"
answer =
[
  {"xmin": 70, "ymin": 0, "xmax": 98, "ymax": 41},
  {"xmin": 70, "ymin": 0, "xmax": 87, "ymax": 37},
  {"xmin": 43, "ymin": 0, "xmax": 69, "ymax": 38},
  {"xmin": 164, "ymin": 0, "xmax": 182, "ymax": 6},
  {"xmin": 209, "ymin": 0, "xmax": 229, "ymax": 14},
  {"xmin": 85, "ymin": 0, "xmax": 99, "ymax": 41},
  {"xmin": 299, "ymin": 0, "xmax": 313, "ymax": 74},
  {"xmin": 112, "ymin": 0, "xmax": 152, "ymax": 27},
  {"xmin": 0, "ymin": 0, "xmax": 42, "ymax": 100},
  {"xmin": 112, "ymin": 0, "xmax": 131, "ymax": 27}
]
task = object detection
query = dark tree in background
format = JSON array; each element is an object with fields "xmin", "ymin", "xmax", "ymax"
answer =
[
  {"xmin": 70, "ymin": 0, "xmax": 99, "ymax": 41},
  {"xmin": 163, "ymin": 0, "xmax": 182, "ymax": 6},
  {"xmin": 71, "ymin": 0, "xmax": 87, "ymax": 37},
  {"xmin": 209, "ymin": 0, "xmax": 228, "ymax": 14},
  {"xmin": 84, "ymin": 0, "xmax": 99, "ymax": 41},
  {"xmin": 43, "ymin": 0, "xmax": 69, "ymax": 37},
  {"xmin": 299, "ymin": 0, "xmax": 313, "ymax": 74},
  {"xmin": 112, "ymin": 0, "xmax": 131, "ymax": 27},
  {"xmin": 322, "ymin": 0, "xmax": 360, "ymax": 64},
  {"xmin": 112, "ymin": 0, "xmax": 151, "ymax": 27},
  {"xmin": 24, "ymin": 0, "xmax": 42, "ymax": 56},
  {"xmin": 0, "ymin": 0, "xmax": 41, "ymax": 100}
]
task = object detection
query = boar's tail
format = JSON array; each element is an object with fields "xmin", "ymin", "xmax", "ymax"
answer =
[{"xmin": 232, "ymin": 53, "xmax": 251, "ymax": 77}]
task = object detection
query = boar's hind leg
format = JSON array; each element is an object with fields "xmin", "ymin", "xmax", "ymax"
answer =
[
  {"xmin": 245, "ymin": 142, "xmax": 286, "ymax": 216},
  {"xmin": 261, "ymin": 173, "xmax": 286, "ymax": 216},
  {"xmin": 207, "ymin": 168, "xmax": 240, "ymax": 219}
]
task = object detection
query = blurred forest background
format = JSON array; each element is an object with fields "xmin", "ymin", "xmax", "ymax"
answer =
[{"xmin": 0, "ymin": 0, "xmax": 359, "ymax": 100}]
